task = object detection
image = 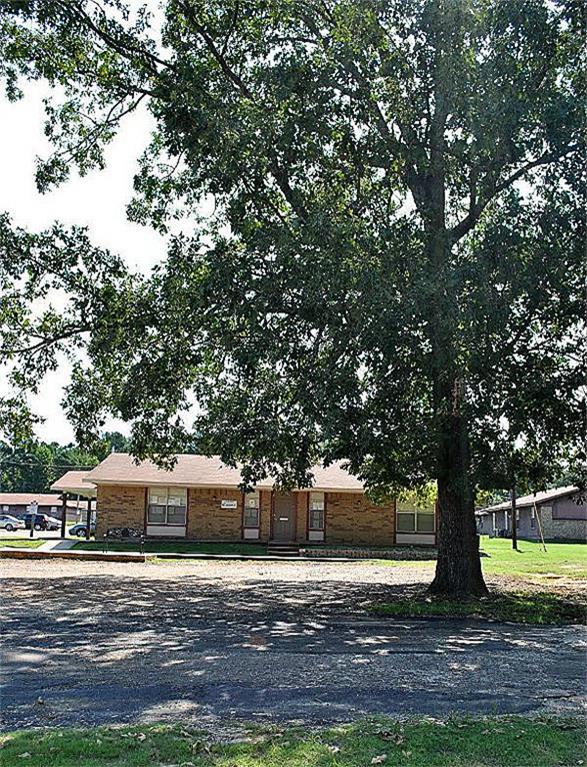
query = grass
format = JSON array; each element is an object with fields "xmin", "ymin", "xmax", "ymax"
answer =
[
  {"xmin": 372, "ymin": 590, "xmax": 586, "ymax": 624},
  {"xmin": 371, "ymin": 539, "xmax": 587, "ymax": 624},
  {"xmin": 479, "ymin": 537, "xmax": 587, "ymax": 579},
  {"xmin": 0, "ymin": 717, "xmax": 584, "ymax": 767},
  {"xmin": 0, "ymin": 538, "xmax": 45, "ymax": 549},
  {"xmin": 374, "ymin": 537, "xmax": 587, "ymax": 579},
  {"xmin": 72, "ymin": 540, "xmax": 268, "ymax": 556}
]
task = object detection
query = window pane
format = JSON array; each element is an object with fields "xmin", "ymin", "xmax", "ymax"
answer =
[
  {"xmin": 147, "ymin": 504, "xmax": 166, "ymax": 524},
  {"xmin": 310, "ymin": 492, "xmax": 324, "ymax": 511},
  {"xmin": 149, "ymin": 489, "xmax": 167, "ymax": 506},
  {"xmin": 397, "ymin": 512, "xmax": 416, "ymax": 532},
  {"xmin": 416, "ymin": 511, "xmax": 435, "ymax": 533},
  {"xmin": 168, "ymin": 488, "xmax": 187, "ymax": 506},
  {"xmin": 167, "ymin": 506, "xmax": 186, "ymax": 525},
  {"xmin": 244, "ymin": 507, "xmax": 259, "ymax": 527},
  {"xmin": 309, "ymin": 509, "xmax": 324, "ymax": 530},
  {"xmin": 245, "ymin": 492, "xmax": 259, "ymax": 509}
]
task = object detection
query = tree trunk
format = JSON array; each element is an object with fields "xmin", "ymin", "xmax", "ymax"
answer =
[
  {"xmin": 429, "ymin": 378, "xmax": 488, "ymax": 597},
  {"xmin": 421, "ymin": 0, "xmax": 487, "ymax": 598}
]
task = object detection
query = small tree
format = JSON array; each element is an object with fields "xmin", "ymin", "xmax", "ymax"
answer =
[{"xmin": 0, "ymin": 0, "xmax": 584, "ymax": 595}]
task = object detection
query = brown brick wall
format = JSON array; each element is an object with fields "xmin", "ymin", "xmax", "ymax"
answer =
[
  {"xmin": 325, "ymin": 492, "xmax": 395, "ymax": 546},
  {"xmin": 187, "ymin": 488, "xmax": 243, "ymax": 540},
  {"xmin": 95, "ymin": 484, "xmax": 396, "ymax": 545},
  {"xmin": 295, "ymin": 492, "xmax": 308, "ymax": 541},
  {"xmin": 95, "ymin": 485, "xmax": 145, "ymax": 538},
  {"xmin": 259, "ymin": 490, "xmax": 271, "ymax": 541}
]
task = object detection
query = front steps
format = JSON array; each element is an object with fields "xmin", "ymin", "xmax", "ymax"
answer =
[{"xmin": 266, "ymin": 542, "xmax": 300, "ymax": 557}]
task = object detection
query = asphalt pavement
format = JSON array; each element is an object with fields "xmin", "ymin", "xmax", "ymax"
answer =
[{"xmin": 1, "ymin": 560, "xmax": 585, "ymax": 730}]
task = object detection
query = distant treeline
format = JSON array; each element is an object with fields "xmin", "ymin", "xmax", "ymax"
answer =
[{"xmin": 0, "ymin": 432, "xmax": 130, "ymax": 493}]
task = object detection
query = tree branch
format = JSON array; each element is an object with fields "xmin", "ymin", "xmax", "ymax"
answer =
[
  {"xmin": 1, "ymin": 325, "xmax": 91, "ymax": 358},
  {"xmin": 450, "ymin": 147, "xmax": 576, "ymax": 242}
]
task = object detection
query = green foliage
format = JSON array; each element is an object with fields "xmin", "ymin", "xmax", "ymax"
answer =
[
  {"xmin": 0, "ymin": 432, "xmax": 129, "ymax": 493},
  {"xmin": 0, "ymin": 1, "xmax": 584, "ymax": 504},
  {"xmin": 396, "ymin": 482, "xmax": 437, "ymax": 510}
]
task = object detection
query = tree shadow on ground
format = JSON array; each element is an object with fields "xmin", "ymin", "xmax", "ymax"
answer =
[{"xmin": 1, "ymin": 571, "xmax": 584, "ymax": 731}]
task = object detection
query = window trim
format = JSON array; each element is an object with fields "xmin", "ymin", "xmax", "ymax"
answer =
[
  {"xmin": 147, "ymin": 487, "xmax": 187, "ymax": 527},
  {"xmin": 242, "ymin": 491, "xmax": 260, "ymax": 529},
  {"xmin": 396, "ymin": 505, "xmax": 435, "ymax": 535},
  {"xmin": 307, "ymin": 491, "xmax": 326, "ymax": 532}
]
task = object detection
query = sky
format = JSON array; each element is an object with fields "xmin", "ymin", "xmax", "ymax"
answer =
[{"xmin": 0, "ymin": 84, "xmax": 167, "ymax": 444}]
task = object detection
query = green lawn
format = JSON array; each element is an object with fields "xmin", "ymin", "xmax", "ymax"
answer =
[
  {"xmin": 372, "ymin": 538, "xmax": 587, "ymax": 624},
  {"xmin": 72, "ymin": 540, "xmax": 268, "ymax": 556},
  {"xmin": 0, "ymin": 538, "xmax": 45, "ymax": 549},
  {"xmin": 479, "ymin": 537, "xmax": 587, "ymax": 579},
  {"xmin": 1, "ymin": 717, "xmax": 584, "ymax": 767},
  {"xmin": 374, "ymin": 537, "xmax": 587, "ymax": 579},
  {"xmin": 373, "ymin": 590, "xmax": 585, "ymax": 624}
]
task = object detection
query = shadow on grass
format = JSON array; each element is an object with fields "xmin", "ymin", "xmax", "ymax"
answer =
[{"xmin": 372, "ymin": 590, "xmax": 586, "ymax": 624}]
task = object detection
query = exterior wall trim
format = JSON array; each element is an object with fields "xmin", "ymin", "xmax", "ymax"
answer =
[{"xmin": 143, "ymin": 487, "xmax": 148, "ymax": 535}]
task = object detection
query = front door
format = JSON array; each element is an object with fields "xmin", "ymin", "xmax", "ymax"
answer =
[{"xmin": 272, "ymin": 492, "xmax": 295, "ymax": 540}]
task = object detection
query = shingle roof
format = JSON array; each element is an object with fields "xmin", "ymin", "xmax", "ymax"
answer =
[
  {"xmin": 51, "ymin": 470, "xmax": 97, "ymax": 497},
  {"xmin": 84, "ymin": 453, "xmax": 365, "ymax": 492},
  {"xmin": 477, "ymin": 486, "xmax": 580, "ymax": 515}
]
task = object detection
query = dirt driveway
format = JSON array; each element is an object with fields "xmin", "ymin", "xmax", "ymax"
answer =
[{"xmin": 1, "ymin": 558, "xmax": 585, "ymax": 731}]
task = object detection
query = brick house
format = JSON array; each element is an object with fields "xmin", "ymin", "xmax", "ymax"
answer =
[
  {"xmin": 83, "ymin": 453, "xmax": 437, "ymax": 546},
  {"xmin": 476, "ymin": 486, "xmax": 587, "ymax": 542},
  {"xmin": 0, "ymin": 493, "xmax": 90, "ymax": 523},
  {"xmin": 0, "ymin": 493, "xmax": 63, "ymax": 518}
]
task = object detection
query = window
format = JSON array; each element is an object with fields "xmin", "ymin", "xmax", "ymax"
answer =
[
  {"xmin": 243, "ymin": 492, "xmax": 260, "ymax": 528},
  {"xmin": 309, "ymin": 492, "xmax": 325, "ymax": 530},
  {"xmin": 147, "ymin": 487, "xmax": 187, "ymax": 526},
  {"xmin": 530, "ymin": 509, "xmax": 536, "ymax": 529},
  {"xmin": 397, "ymin": 510, "xmax": 416, "ymax": 532},
  {"xmin": 396, "ymin": 504, "xmax": 435, "ymax": 534}
]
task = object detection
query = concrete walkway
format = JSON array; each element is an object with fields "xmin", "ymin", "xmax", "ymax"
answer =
[{"xmin": 37, "ymin": 539, "xmax": 77, "ymax": 552}]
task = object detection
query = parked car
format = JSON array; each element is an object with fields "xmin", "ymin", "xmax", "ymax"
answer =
[
  {"xmin": 0, "ymin": 515, "xmax": 25, "ymax": 532},
  {"xmin": 23, "ymin": 513, "xmax": 60, "ymax": 531},
  {"xmin": 68, "ymin": 522, "xmax": 96, "ymax": 538}
]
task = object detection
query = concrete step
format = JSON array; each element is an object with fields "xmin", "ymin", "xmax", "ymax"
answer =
[{"xmin": 267, "ymin": 543, "xmax": 300, "ymax": 557}]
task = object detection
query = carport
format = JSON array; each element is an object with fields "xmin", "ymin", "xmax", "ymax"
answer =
[{"xmin": 51, "ymin": 471, "xmax": 97, "ymax": 540}]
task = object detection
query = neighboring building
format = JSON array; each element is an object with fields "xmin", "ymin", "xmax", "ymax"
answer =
[
  {"xmin": 0, "ymin": 493, "xmax": 62, "ymax": 518},
  {"xmin": 476, "ymin": 486, "xmax": 587, "ymax": 542},
  {"xmin": 51, "ymin": 471, "xmax": 97, "ymax": 525},
  {"xmin": 83, "ymin": 453, "xmax": 437, "ymax": 546},
  {"xmin": 0, "ymin": 492, "xmax": 86, "ymax": 522}
]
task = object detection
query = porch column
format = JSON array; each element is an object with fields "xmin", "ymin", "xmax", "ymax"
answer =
[
  {"xmin": 60, "ymin": 493, "xmax": 68, "ymax": 539},
  {"xmin": 85, "ymin": 497, "xmax": 92, "ymax": 540}
]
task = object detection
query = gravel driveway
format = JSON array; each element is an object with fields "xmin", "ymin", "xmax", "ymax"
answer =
[{"xmin": 1, "ymin": 558, "xmax": 585, "ymax": 731}]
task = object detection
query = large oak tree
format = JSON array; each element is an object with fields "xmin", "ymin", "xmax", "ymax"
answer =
[{"xmin": 1, "ymin": 0, "xmax": 584, "ymax": 595}]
